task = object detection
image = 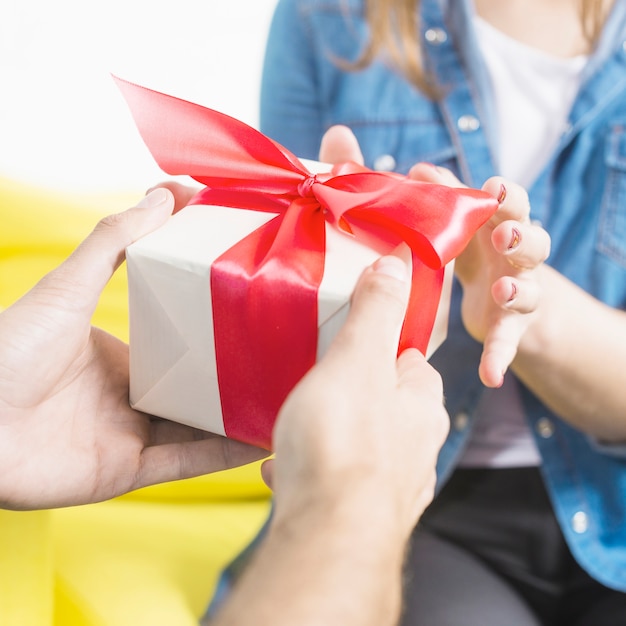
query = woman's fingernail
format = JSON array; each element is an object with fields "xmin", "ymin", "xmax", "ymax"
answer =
[
  {"xmin": 507, "ymin": 282, "xmax": 518, "ymax": 303},
  {"xmin": 497, "ymin": 184, "xmax": 507, "ymax": 204},
  {"xmin": 137, "ymin": 188, "xmax": 170, "ymax": 209},
  {"xmin": 508, "ymin": 227, "xmax": 521, "ymax": 250},
  {"xmin": 373, "ymin": 255, "xmax": 409, "ymax": 282}
]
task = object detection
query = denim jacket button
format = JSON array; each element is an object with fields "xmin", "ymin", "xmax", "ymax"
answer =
[
  {"xmin": 457, "ymin": 115, "xmax": 480, "ymax": 133},
  {"xmin": 536, "ymin": 417, "xmax": 555, "ymax": 438},
  {"xmin": 453, "ymin": 412, "xmax": 469, "ymax": 431},
  {"xmin": 373, "ymin": 154, "xmax": 397, "ymax": 171},
  {"xmin": 425, "ymin": 28, "xmax": 448, "ymax": 45},
  {"xmin": 572, "ymin": 511, "xmax": 589, "ymax": 534}
]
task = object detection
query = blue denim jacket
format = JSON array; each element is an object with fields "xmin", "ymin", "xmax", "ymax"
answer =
[{"xmin": 260, "ymin": 0, "xmax": 626, "ymax": 591}]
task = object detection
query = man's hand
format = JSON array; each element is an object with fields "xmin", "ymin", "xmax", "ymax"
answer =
[
  {"xmin": 270, "ymin": 250, "xmax": 449, "ymax": 538},
  {"xmin": 215, "ymin": 250, "xmax": 449, "ymax": 626},
  {"xmin": 0, "ymin": 189, "xmax": 267, "ymax": 510}
]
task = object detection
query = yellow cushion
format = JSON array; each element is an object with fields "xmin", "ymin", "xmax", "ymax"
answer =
[{"xmin": 0, "ymin": 176, "xmax": 271, "ymax": 625}]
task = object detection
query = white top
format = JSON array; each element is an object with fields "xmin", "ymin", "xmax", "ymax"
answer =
[
  {"xmin": 459, "ymin": 17, "xmax": 588, "ymax": 468},
  {"xmin": 475, "ymin": 16, "xmax": 588, "ymax": 188}
]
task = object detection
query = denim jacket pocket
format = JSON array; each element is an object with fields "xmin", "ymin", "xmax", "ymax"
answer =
[{"xmin": 598, "ymin": 122, "xmax": 626, "ymax": 268}]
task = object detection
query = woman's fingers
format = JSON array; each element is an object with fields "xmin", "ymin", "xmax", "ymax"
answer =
[
  {"xmin": 492, "ymin": 220, "xmax": 551, "ymax": 271},
  {"xmin": 408, "ymin": 162, "xmax": 465, "ymax": 187},
  {"xmin": 491, "ymin": 274, "xmax": 541, "ymax": 314},
  {"xmin": 482, "ymin": 177, "xmax": 531, "ymax": 224},
  {"xmin": 478, "ymin": 315, "xmax": 523, "ymax": 388},
  {"xmin": 319, "ymin": 125, "xmax": 365, "ymax": 165}
]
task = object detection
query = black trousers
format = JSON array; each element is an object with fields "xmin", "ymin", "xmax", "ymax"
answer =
[{"xmin": 400, "ymin": 467, "xmax": 626, "ymax": 626}]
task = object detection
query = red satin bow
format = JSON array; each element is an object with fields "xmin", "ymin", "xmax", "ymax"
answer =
[{"xmin": 116, "ymin": 77, "xmax": 498, "ymax": 450}]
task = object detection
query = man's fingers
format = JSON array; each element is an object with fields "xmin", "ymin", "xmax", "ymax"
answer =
[
  {"xmin": 260, "ymin": 458, "xmax": 275, "ymax": 490},
  {"xmin": 136, "ymin": 437, "xmax": 269, "ymax": 490},
  {"xmin": 325, "ymin": 249, "xmax": 412, "ymax": 365},
  {"xmin": 319, "ymin": 125, "xmax": 364, "ymax": 165},
  {"xmin": 396, "ymin": 348, "xmax": 442, "ymax": 395},
  {"xmin": 147, "ymin": 181, "xmax": 200, "ymax": 213},
  {"xmin": 38, "ymin": 188, "xmax": 174, "ymax": 312}
]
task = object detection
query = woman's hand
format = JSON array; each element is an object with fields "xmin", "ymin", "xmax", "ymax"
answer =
[
  {"xmin": 409, "ymin": 163, "xmax": 550, "ymax": 387},
  {"xmin": 318, "ymin": 125, "xmax": 551, "ymax": 388}
]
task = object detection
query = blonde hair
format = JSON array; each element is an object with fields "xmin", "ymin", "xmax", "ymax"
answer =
[{"xmin": 354, "ymin": 0, "xmax": 610, "ymax": 95}]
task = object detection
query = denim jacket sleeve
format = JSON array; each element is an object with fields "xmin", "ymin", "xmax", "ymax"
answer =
[{"xmin": 260, "ymin": 0, "xmax": 327, "ymax": 159}]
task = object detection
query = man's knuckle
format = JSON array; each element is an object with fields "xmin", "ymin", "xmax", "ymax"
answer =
[
  {"xmin": 96, "ymin": 211, "xmax": 126, "ymax": 233},
  {"xmin": 361, "ymin": 273, "xmax": 407, "ymax": 311}
]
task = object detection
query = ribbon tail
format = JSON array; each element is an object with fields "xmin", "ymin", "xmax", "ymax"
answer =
[
  {"xmin": 399, "ymin": 251, "xmax": 445, "ymax": 355},
  {"xmin": 211, "ymin": 201, "xmax": 326, "ymax": 450}
]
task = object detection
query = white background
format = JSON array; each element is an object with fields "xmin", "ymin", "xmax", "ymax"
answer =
[{"xmin": 0, "ymin": 1, "xmax": 278, "ymax": 192}]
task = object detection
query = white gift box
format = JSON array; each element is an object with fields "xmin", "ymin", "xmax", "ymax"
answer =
[{"xmin": 127, "ymin": 164, "xmax": 452, "ymax": 447}]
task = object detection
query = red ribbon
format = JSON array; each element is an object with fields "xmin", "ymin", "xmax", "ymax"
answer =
[{"xmin": 116, "ymin": 77, "xmax": 498, "ymax": 450}]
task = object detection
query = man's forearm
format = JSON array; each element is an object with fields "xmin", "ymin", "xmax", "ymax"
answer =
[{"xmin": 212, "ymin": 498, "xmax": 407, "ymax": 626}]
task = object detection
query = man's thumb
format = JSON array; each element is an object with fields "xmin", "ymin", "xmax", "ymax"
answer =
[{"xmin": 39, "ymin": 188, "xmax": 174, "ymax": 312}]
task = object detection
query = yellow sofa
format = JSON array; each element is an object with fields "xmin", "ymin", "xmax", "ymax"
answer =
[{"xmin": 0, "ymin": 177, "xmax": 271, "ymax": 625}]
